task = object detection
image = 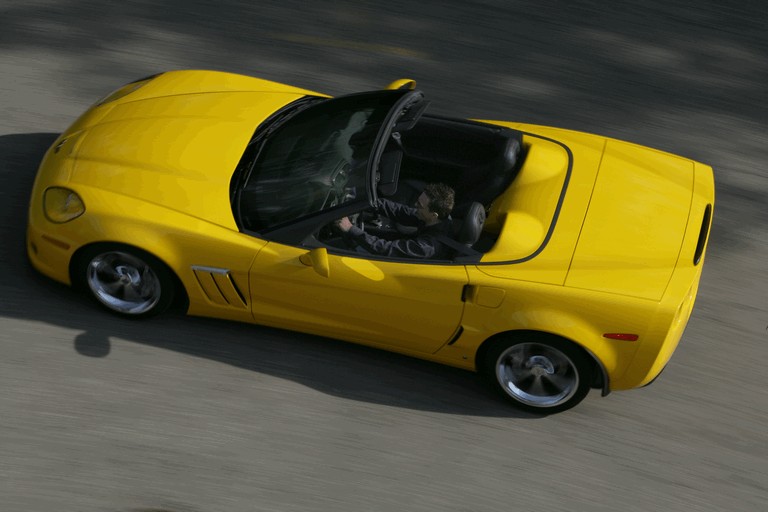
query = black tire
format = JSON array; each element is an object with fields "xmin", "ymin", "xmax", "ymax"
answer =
[
  {"xmin": 72, "ymin": 244, "xmax": 177, "ymax": 318},
  {"xmin": 481, "ymin": 333, "xmax": 593, "ymax": 414}
]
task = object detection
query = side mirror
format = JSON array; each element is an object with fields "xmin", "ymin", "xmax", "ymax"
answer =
[
  {"xmin": 299, "ymin": 247, "xmax": 330, "ymax": 278},
  {"xmin": 386, "ymin": 79, "xmax": 417, "ymax": 90}
]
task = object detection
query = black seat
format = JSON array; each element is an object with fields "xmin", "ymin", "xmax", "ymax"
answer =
[
  {"xmin": 455, "ymin": 134, "xmax": 522, "ymax": 211},
  {"xmin": 453, "ymin": 201, "xmax": 486, "ymax": 247}
]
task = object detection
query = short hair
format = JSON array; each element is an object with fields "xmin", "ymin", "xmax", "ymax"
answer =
[{"xmin": 424, "ymin": 183, "xmax": 455, "ymax": 219}]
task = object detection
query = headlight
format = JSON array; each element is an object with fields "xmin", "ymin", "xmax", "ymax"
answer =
[
  {"xmin": 94, "ymin": 73, "xmax": 162, "ymax": 106},
  {"xmin": 44, "ymin": 187, "xmax": 85, "ymax": 223}
]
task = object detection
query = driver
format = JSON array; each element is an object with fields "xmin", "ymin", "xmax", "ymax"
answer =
[{"xmin": 336, "ymin": 182, "xmax": 455, "ymax": 259}]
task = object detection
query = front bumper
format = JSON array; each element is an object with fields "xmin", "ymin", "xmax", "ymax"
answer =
[
  {"xmin": 26, "ymin": 134, "xmax": 85, "ymax": 286},
  {"xmin": 26, "ymin": 219, "xmax": 77, "ymax": 285}
]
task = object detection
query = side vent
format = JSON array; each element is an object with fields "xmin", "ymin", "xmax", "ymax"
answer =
[
  {"xmin": 693, "ymin": 204, "xmax": 712, "ymax": 265},
  {"xmin": 192, "ymin": 266, "xmax": 248, "ymax": 308}
]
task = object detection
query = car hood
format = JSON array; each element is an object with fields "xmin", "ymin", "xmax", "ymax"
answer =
[{"xmin": 67, "ymin": 73, "xmax": 318, "ymax": 230}]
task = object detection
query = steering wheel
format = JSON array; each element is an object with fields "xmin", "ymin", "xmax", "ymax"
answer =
[{"xmin": 348, "ymin": 212, "xmax": 364, "ymax": 231}]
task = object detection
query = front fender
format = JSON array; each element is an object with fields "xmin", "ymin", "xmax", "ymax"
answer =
[{"xmin": 34, "ymin": 186, "xmax": 268, "ymax": 321}]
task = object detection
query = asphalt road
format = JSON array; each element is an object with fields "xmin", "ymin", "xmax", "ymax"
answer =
[{"xmin": 1, "ymin": 2, "xmax": 766, "ymax": 511}]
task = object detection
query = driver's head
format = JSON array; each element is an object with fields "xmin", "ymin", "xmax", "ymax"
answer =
[{"xmin": 422, "ymin": 182, "xmax": 455, "ymax": 219}]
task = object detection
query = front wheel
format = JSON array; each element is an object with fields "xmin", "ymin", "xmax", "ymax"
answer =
[
  {"xmin": 482, "ymin": 334, "xmax": 593, "ymax": 414},
  {"xmin": 74, "ymin": 245, "xmax": 177, "ymax": 317}
]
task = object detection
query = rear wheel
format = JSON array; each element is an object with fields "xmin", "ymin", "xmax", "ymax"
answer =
[
  {"xmin": 482, "ymin": 334, "xmax": 593, "ymax": 414},
  {"xmin": 74, "ymin": 245, "xmax": 176, "ymax": 317}
]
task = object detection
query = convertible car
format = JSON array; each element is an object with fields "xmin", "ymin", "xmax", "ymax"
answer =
[{"xmin": 27, "ymin": 70, "xmax": 714, "ymax": 413}]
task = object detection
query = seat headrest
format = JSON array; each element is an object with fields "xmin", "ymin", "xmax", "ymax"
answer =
[
  {"xmin": 455, "ymin": 202, "xmax": 486, "ymax": 246},
  {"xmin": 503, "ymin": 136, "xmax": 522, "ymax": 168}
]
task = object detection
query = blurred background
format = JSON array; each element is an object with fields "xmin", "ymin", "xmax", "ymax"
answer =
[{"xmin": 1, "ymin": 1, "xmax": 766, "ymax": 511}]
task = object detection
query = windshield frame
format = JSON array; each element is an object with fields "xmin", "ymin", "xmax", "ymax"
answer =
[{"xmin": 363, "ymin": 90, "xmax": 426, "ymax": 204}]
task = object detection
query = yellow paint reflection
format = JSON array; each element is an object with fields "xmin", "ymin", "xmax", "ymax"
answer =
[{"xmin": 340, "ymin": 256, "xmax": 385, "ymax": 281}]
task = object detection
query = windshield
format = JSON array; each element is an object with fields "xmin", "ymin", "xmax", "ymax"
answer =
[{"xmin": 237, "ymin": 90, "xmax": 409, "ymax": 232}]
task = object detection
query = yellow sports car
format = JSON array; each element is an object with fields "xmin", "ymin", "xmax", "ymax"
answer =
[{"xmin": 27, "ymin": 70, "xmax": 715, "ymax": 413}]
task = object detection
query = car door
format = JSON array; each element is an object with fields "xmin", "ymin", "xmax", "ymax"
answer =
[{"xmin": 248, "ymin": 242, "xmax": 469, "ymax": 354}]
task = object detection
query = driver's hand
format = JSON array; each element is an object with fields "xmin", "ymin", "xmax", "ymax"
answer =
[{"xmin": 336, "ymin": 216, "xmax": 353, "ymax": 232}]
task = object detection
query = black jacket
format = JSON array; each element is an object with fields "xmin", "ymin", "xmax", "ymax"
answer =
[{"xmin": 347, "ymin": 199, "xmax": 450, "ymax": 259}]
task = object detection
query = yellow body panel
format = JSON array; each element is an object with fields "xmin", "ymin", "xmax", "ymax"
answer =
[
  {"xmin": 27, "ymin": 71, "xmax": 715, "ymax": 400},
  {"xmin": 248, "ymin": 243, "xmax": 468, "ymax": 355},
  {"xmin": 566, "ymin": 140, "xmax": 694, "ymax": 300}
]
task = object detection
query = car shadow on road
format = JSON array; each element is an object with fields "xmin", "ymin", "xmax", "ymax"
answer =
[{"xmin": 1, "ymin": 132, "xmax": 538, "ymax": 419}]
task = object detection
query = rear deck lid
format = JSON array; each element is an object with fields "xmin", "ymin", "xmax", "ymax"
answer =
[{"xmin": 565, "ymin": 140, "xmax": 694, "ymax": 300}]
